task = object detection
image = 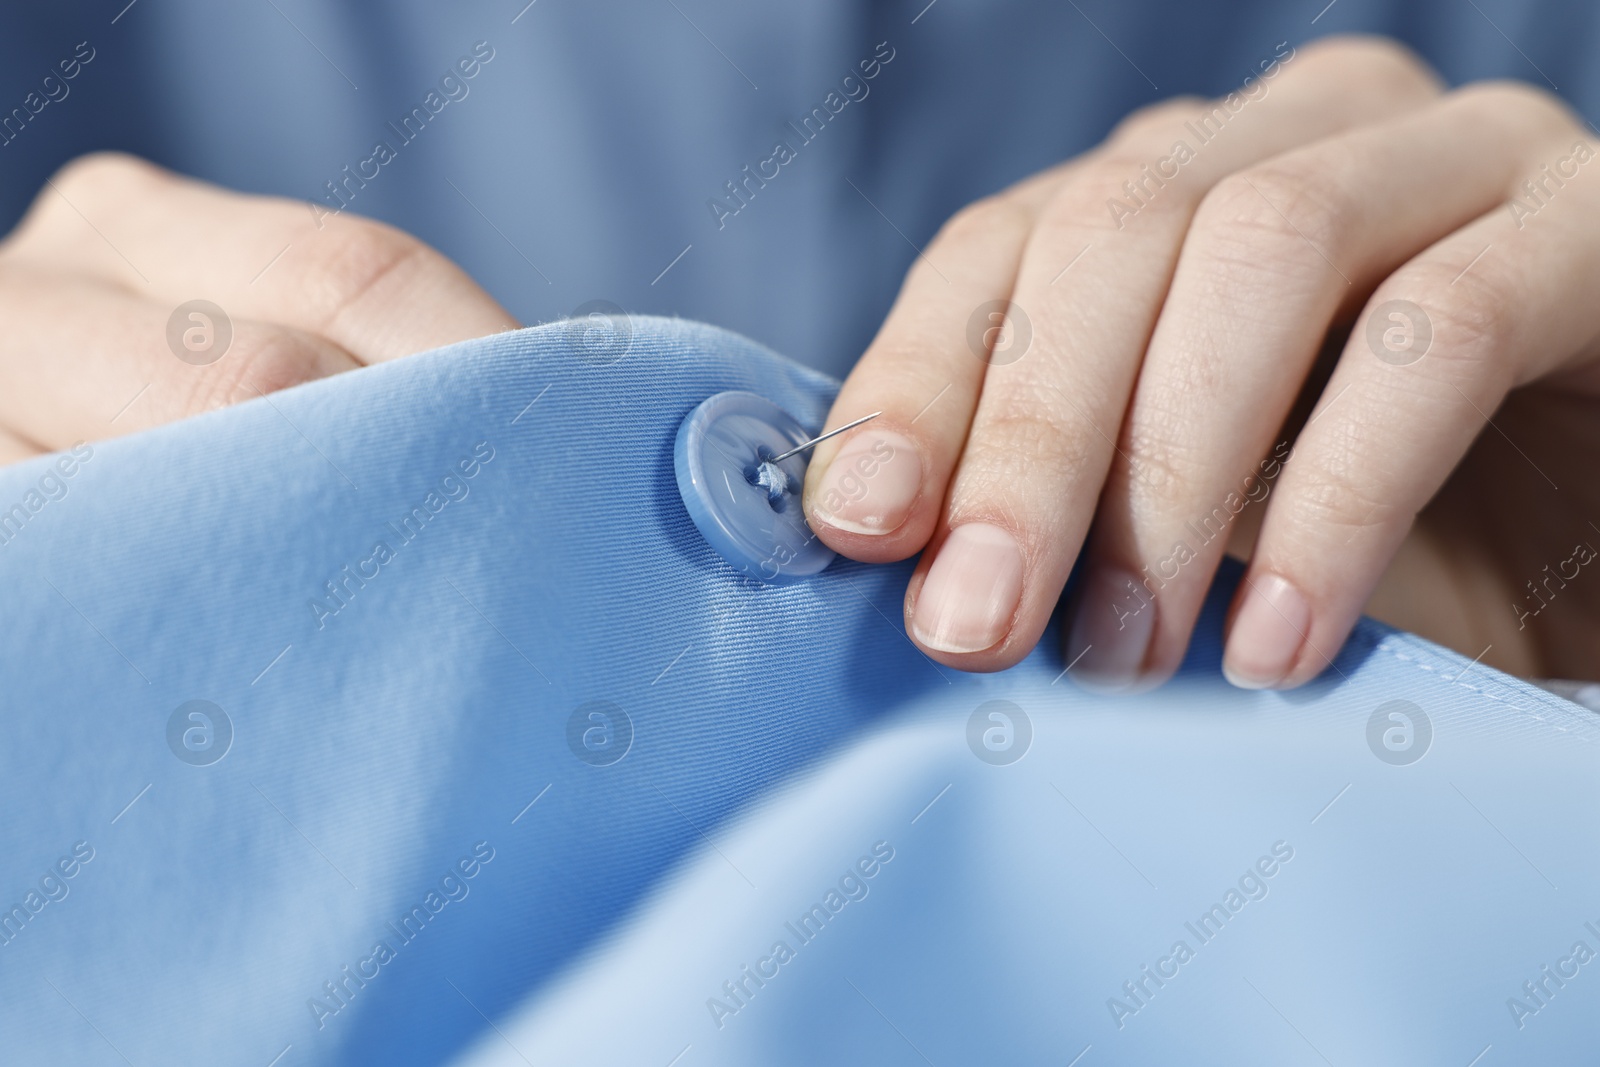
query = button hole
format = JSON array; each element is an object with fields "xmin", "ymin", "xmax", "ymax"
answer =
[{"xmin": 744, "ymin": 450, "xmax": 790, "ymax": 512}]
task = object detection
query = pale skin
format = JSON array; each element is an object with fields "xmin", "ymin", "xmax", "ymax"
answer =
[
  {"xmin": 0, "ymin": 153, "xmax": 517, "ymax": 466},
  {"xmin": 803, "ymin": 36, "xmax": 1600, "ymax": 690},
  {"xmin": 2, "ymin": 37, "xmax": 1596, "ymax": 689}
]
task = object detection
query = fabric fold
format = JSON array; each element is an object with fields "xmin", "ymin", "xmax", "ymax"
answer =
[{"xmin": 1, "ymin": 316, "xmax": 1595, "ymax": 1065}]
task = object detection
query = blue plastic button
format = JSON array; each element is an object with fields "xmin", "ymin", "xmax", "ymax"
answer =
[{"xmin": 674, "ymin": 391, "xmax": 835, "ymax": 582}]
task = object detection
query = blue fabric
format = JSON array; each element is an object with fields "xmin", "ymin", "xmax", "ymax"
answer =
[
  {"xmin": 3, "ymin": 0, "xmax": 1599, "ymax": 375},
  {"xmin": 2, "ymin": 318, "xmax": 1597, "ymax": 1065}
]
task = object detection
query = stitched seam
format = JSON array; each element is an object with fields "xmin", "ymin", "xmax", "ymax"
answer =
[{"xmin": 1370, "ymin": 638, "xmax": 1597, "ymax": 743}]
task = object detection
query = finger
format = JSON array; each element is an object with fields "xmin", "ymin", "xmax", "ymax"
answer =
[
  {"xmin": 1225, "ymin": 120, "xmax": 1600, "ymax": 688},
  {"xmin": 1069, "ymin": 81, "xmax": 1577, "ymax": 691},
  {"xmin": 0, "ymin": 425, "xmax": 44, "ymax": 467},
  {"xmin": 801, "ymin": 120, "xmax": 1185, "ymax": 559},
  {"xmin": 905, "ymin": 36, "xmax": 1441, "ymax": 668},
  {"xmin": 0, "ymin": 269, "xmax": 359, "ymax": 449},
  {"xmin": 800, "ymin": 191, "xmax": 1043, "ymax": 559},
  {"xmin": 8, "ymin": 153, "xmax": 517, "ymax": 363}
]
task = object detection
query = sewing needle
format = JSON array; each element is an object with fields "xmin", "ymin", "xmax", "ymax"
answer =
[{"xmin": 765, "ymin": 411, "xmax": 882, "ymax": 465}]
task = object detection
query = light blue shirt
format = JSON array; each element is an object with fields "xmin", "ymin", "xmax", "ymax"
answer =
[{"xmin": 2, "ymin": 317, "xmax": 1596, "ymax": 1064}]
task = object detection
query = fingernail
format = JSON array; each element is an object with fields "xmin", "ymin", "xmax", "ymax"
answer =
[
  {"xmin": 811, "ymin": 431, "xmax": 922, "ymax": 535},
  {"xmin": 912, "ymin": 523, "xmax": 1024, "ymax": 654},
  {"xmin": 1065, "ymin": 565, "xmax": 1156, "ymax": 692},
  {"xmin": 1223, "ymin": 573, "xmax": 1310, "ymax": 689}
]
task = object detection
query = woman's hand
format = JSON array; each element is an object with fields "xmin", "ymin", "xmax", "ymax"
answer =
[
  {"xmin": 0, "ymin": 152, "xmax": 514, "ymax": 466},
  {"xmin": 803, "ymin": 35, "xmax": 1600, "ymax": 690}
]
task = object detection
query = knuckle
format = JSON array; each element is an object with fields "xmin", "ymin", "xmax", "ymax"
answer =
[
  {"xmin": 1108, "ymin": 95, "xmax": 1207, "ymax": 145},
  {"xmin": 298, "ymin": 218, "xmax": 427, "ymax": 327},
  {"xmin": 14, "ymin": 153, "xmax": 170, "ymax": 246},
  {"xmin": 1425, "ymin": 282, "xmax": 1507, "ymax": 357},
  {"xmin": 1283, "ymin": 457, "xmax": 1393, "ymax": 538},
  {"xmin": 1121, "ymin": 401, "xmax": 1210, "ymax": 501},
  {"xmin": 49, "ymin": 151, "xmax": 168, "ymax": 200},
  {"xmin": 961, "ymin": 398, "xmax": 1097, "ymax": 492},
  {"xmin": 1123, "ymin": 435, "xmax": 1196, "ymax": 505},
  {"xmin": 177, "ymin": 327, "xmax": 327, "ymax": 415},
  {"xmin": 1368, "ymin": 264, "xmax": 1512, "ymax": 379},
  {"xmin": 1042, "ymin": 156, "xmax": 1185, "ymax": 234},
  {"xmin": 1296, "ymin": 34, "xmax": 1440, "ymax": 98},
  {"xmin": 932, "ymin": 195, "xmax": 1032, "ymax": 248},
  {"xmin": 1452, "ymin": 79, "xmax": 1579, "ymax": 139},
  {"xmin": 1193, "ymin": 165, "xmax": 1350, "ymax": 278}
]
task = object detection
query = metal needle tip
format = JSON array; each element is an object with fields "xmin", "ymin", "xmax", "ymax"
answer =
[{"xmin": 766, "ymin": 411, "xmax": 882, "ymax": 465}]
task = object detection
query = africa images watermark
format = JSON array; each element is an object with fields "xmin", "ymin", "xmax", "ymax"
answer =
[
  {"xmin": 1106, "ymin": 41, "xmax": 1297, "ymax": 229},
  {"xmin": 1366, "ymin": 700, "xmax": 1432, "ymax": 766},
  {"xmin": 309, "ymin": 441, "xmax": 496, "ymax": 630},
  {"xmin": 0, "ymin": 841, "xmax": 96, "ymax": 950},
  {"xmin": 0, "ymin": 442, "xmax": 95, "ymax": 549},
  {"xmin": 809, "ymin": 436, "xmax": 899, "ymax": 527},
  {"xmin": 307, "ymin": 840, "xmax": 496, "ymax": 1030},
  {"xmin": 706, "ymin": 40, "xmax": 896, "ymax": 230},
  {"xmin": 1513, "ymin": 536, "xmax": 1596, "ymax": 631},
  {"xmin": 1107, "ymin": 840, "xmax": 1295, "ymax": 1030},
  {"xmin": 1506, "ymin": 140, "xmax": 1596, "ymax": 230},
  {"xmin": 1507, "ymin": 920, "xmax": 1600, "ymax": 1031},
  {"xmin": 1100, "ymin": 441, "xmax": 1293, "ymax": 635},
  {"xmin": 0, "ymin": 39, "xmax": 96, "ymax": 149},
  {"xmin": 706, "ymin": 840, "xmax": 897, "ymax": 1030},
  {"xmin": 967, "ymin": 700, "xmax": 1033, "ymax": 766},
  {"xmin": 566, "ymin": 700, "xmax": 633, "ymax": 767},
  {"xmin": 166, "ymin": 700, "xmax": 234, "ymax": 767},
  {"xmin": 307, "ymin": 41, "xmax": 497, "ymax": 228}
]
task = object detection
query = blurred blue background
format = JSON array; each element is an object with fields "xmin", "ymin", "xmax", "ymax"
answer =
[{"xmin": 2, "ymin": 0, "xmax": 1595, "ymax": 376}]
